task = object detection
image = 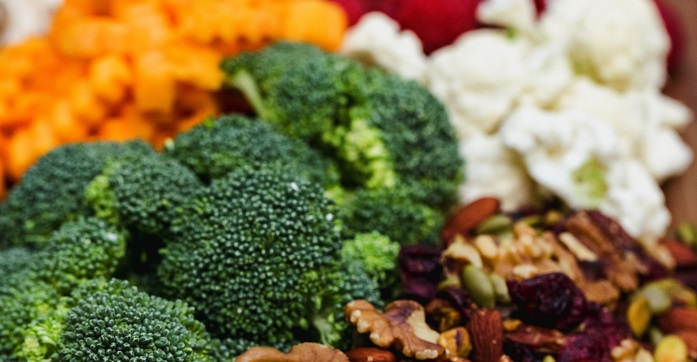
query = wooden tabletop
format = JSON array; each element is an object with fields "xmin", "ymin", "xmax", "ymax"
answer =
[{"xmin": 662, "ymin": 0, "xmax": 697, "ymax": 226}]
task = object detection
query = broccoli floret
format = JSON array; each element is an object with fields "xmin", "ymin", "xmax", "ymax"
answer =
[
  {"xmin": 0, "ymin": 247, "xmax": 35, "ymax": 279},
  {"xmin": 56, "ymin": 279, "xmax": 217, "ymax": 362},
  {"xmin": 341, "ymin": 232, "xmax": 400, "ymax": 293},
  {"xmin": 164, "ymin": 114, "xmax": 339, "ymax": 187},
  {"xmin": 0, "ymin": 203, "xmax": 20, "ymax": 249},
  {"xmin": 211, "ymin": 337, "xmax": 297, "ymax": 361},
  {"xmin": 361, "ymin": 69, "xmax": 462, "ymax": 209},
  {"xmin": 0, "ymin": 274, "xmax": 62, "ymax": 359},
  {"xmin": 158, "ymin": 167, "xmax": 341, "ymax": 346},
  {"xmin": 2, "ymin": 141, "xmax": 155, "ymax": 246},
  {"xmin": 309, "ymin": 259, "xmax": 382, "ymax": 350},
  {"xmin": 222, "ymin": 42, "xmax": 351, "ymax": 142},
  {"xmin": 339, "ymin": 186, "xmax": 445, "ymax": 246},
  {"xmin": 221, "ymin": 42, "xmax": 463, "ymax": 211},
  {"xmin": 85, "ymin": 153, "xmax": 202, "ymax": 236},
  {"xmin": 31, "ymin": 217, "xmax": 127, "ymax": 293}
]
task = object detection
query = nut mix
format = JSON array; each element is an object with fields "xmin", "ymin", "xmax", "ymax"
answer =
[{"xmin": 335, "ymin": 198, "xmax": 697, "ymax": 362}]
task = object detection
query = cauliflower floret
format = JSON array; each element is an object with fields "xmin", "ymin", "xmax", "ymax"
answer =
[
  {"xmin": 477, "ymin": 0, "xmax": 536, "ymax": 34},
  {"xmin": 518, "ymin": 43, "xmax": 575, "ymax": 108},
  {"xmin": 1, "ymin": 0, "xmax": 61, "ymax": 45},
  {"xmin": 426, "ymin": 30, "xmax": 529, "ymax": 139},
  {"xmin": 458, "ymin": 133, "xmax": 536, "ymax": 211},
  {"xmin": 558, "ymin": 78, "xmax": 693, "ymax": 181},
  {"xmin": 599, "ymin": 160, "xmax": 671, "ymax": 239},
  {"xmin": 499, "ymin": 105, "xmax": 622, "ymax": 208},
  {"xmin": 341, "ymin": 12, "xmax": 427, "ymax": 81},
  {"xmin": 542, "ymin": 0, "xmax": 669, "ymax": 91}
]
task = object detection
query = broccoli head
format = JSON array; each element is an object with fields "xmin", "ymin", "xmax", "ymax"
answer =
[
  {"xmin": 339, "ymin": 186, "xmax": 445, "ymax": 246},
  {"xmin": 158, "ymin": 167, "xmax": 341, "ymax": 346},
  {"xmin": 31, "ymin": 217, "xmax": 127, "ymax": 293},
  {"xmin": 2, "ymin": 141, "xmax": 154, "ymax": 246},
  {"xmin": 0, "ymin": 247, "xmax": 35, "ymax": 280},
  {"xmin": 222, "ymin": 42, "xmax": 351, "ymax": 142},
  {"xmin": 0, "ymin": 274, "xmax": 62, "ymax": 359},
  {"xmin": 163, "ymin": 114, "xmax": 339, "ymax": 188},
  {"xmin": 341, "ymin": 232, "xmax": 400, "ymax": 294},
  {"xmin": 85, "ymin": 153, "xmax": 202, "ymax": 236},
  {"xmin": 309, "ymin": 259, "xmax": 382, "ymax": 350},
  {"xmin": 221, "ymin": 42, "xmax": 463, "ymax": 211},
  {"xmin": 56, "ymin": 279, "xmax": 216, "ymax": 362}
]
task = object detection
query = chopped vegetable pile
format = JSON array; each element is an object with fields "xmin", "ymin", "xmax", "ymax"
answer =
[{"xmin": 0, "ymin": 43, "xmax": 463, "ymax": 361}]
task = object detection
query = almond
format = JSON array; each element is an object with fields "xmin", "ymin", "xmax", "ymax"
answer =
[
  {"xmin": 346, "ymin": 347, "xmax": 396, "ymax": 362},
  {"xmin": 442, "ymin": 198, "xmax": 499, "ymax": 245},
  {"xmin": 662, "ymin": 239, "xmax": 697, "ymax": 269},
  {"xmin": 656, "ymin": 307, "xmax": 697, "ymax": 333},
  {"xmin": 675, "ymin": 331, "xmax": 697, "ymax": 360},
  {"xmin": 466, "ymin": 309, "xmax": 504, "ymax": 362}
]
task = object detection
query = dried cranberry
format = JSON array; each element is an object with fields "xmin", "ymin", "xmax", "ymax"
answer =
[
  {"xmin": 557, "ymin": 303, "xmax": 630, "ymax": 362},
  {"xmin": 507, "ymin": 273, "xmax": 587, "ymax": 331},
  {"xmin": 583, "ymin": 302, "xmax": 631, "ymax": 350},
  {"xmin": 398, "ymin": 245, "xmax": 443, "ymax": 300},
  {"xmin": 401, "ymin": 274, "xmax": 438, "ymax": 300},
  {"xmin": 557, "ymin": 332, "xmax": 610, "ymax": 362},
  {"xmin": 398, "ymin": 244, "xmax": 441, "ymax": 275}
]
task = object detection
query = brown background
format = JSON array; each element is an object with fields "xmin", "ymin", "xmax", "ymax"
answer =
[{"xmin": 662, "ymin": 0, "xmax": 697, "ymax": 227}]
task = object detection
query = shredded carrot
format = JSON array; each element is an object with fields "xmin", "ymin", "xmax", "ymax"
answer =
[{"xmin": 0, "ymin": 0, "xmax": 348, "ymax": 187}]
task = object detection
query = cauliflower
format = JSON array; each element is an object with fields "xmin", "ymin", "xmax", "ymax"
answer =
[
  {"xmin": 426, "ymin": 30, "xmax": 529, "ymax": 139},
  {"xmin": 0, "ymin": 0, "xmax": 61, "ymax": 45},
  {"xmin": 600, "ymin": 160, "xmax": 671, "ymax": 239},
  {"xmin": 477, "ymin": 0, "xmax": 536, "ymax": 34},
  {"xmin": 458, "ymin": 133, "xmax": 536, "ymax": 211},
  {"xmin": 499, "ymin": 105, "xmax": 622, "ymax": 208},
  {"xmin": 541, "ymin": 0, "xmax": 669, "ymax": 91},
  {"xmin": 558, "ymin": 78, "xmax": 693, "ymax": 181},
  {"xmin": 341, "ymin": 12, "xmax": 427, "ymax": 81}
]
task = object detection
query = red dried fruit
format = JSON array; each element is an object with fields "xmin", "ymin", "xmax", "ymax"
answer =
[
  {"xmin": 399, "ymin": 244, "xmax": 443, "ymax": 300},
  {"xmin": 507, "ymin": 273, "xmax": 587, "ymax": 331},
  {"xmin": 437, "ymin": 286, "xmax": 476, "ymax": 321},
  {"xmin": 558, "ymin": 302, "xmax": 632, "ymax": 362}
]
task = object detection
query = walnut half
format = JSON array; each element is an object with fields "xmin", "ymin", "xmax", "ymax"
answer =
[
  {"xmin": 345, "ymin": 300, "xmax": 445, "ymax": 360},
  {"xmin": 236, "ymin": 343, "xmax": 349, "ymax": 362}
]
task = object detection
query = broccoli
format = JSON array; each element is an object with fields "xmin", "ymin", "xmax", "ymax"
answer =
[
  {"xmin": 85, "ymin": 153, "xmax": 203, "ymax": 236},
  {"xmin": 0, "ymin": 274, "xmax": 62, "ymax": 359},
  {"xmin": 158, "ymin": 167, "xmax": 342, "ymax": 346},
  {"xmin": 0, "ymin": 247, "xmax": 35, "ymax": 280},
  {"xmin": 221, "ymin": 42, "xmax": 463, "ymax": 211},
  {"xmin": 339, "ymin": 186, "xmax": 445, "ymax": 246},
  {"xmin": 0, "ymin": 218, "xmax": 128, "ymax": 360},
  {"xmin": 31, "ymin": 217, "xmax": 127, "ymax": 294},
  {"xmin": 341, "ymin": 232, "xmax": 400, "ymax": 294},
  {"xmin": 1, "ymin": 141, "xmax": 155, "ymax": 247},
  {"xmin": 222, "ymin": 42, "xmax": 352, "ymax": 142},
  {"xmin": 309, "ymin": 259, "xmax": 382, "ymax": 350},
  {"xmin": 163, "ymin": 114, "xmax": 339, "ymax": 188},
  {"xmin": 56, "ymin": 279, "xmax": 217, "ymax": 362}
]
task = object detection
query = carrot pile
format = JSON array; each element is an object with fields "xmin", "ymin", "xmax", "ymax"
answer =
[{"xmin": 0, "ymin": 0, "xmax": 348, "ymax": 197}]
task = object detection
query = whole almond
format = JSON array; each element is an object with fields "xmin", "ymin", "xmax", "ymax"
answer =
[
  {"xmin": 346, "ymin": 347, "xmax": 396, "ymax": 362},
  {"xmin": 675, "ymin": 331, "xmax": 697, "ymax": 359},
  {"xmin": 662, "ymin": 239, "xmax": 697, "ymax": 269},
  {"xmin": 656, "ymin": 307, "xmax": 697, "ymax": 333},
  {"xmin": 442, "ymin": 198, "xmax": 500, "ymax": 245},
  {"xmin": 466, "ymin": 309, "xmax": 504, "ymax": 362}
]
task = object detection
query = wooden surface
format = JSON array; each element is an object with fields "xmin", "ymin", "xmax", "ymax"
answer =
[{"xmin": 662, "ymin": 0, "xmax": 697, "ymax": 226}]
